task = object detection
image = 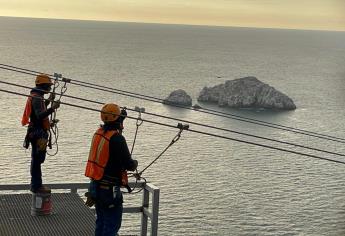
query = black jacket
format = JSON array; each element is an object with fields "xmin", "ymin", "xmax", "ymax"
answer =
[
  {"xmin": 101, "ymin": 123, "xmax": 138, "ymax": 185},
  {"xmin": 30, "ymin": 88, "xmax": 54, "ymax": 128}
]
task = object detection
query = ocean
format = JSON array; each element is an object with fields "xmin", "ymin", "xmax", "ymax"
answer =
[{"xmin": 0, "ymin": 16, "xmax": 344, "ymax": 235}]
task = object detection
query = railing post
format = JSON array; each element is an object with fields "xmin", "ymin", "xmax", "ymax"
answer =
[
  {"xmin": 141, "ymin": 187, "xmax": 149, "ymax": 236},
  {"xmin": 70, "ymin": 187, "xmax": 78, "ymax": 194},
  {"xmin": 150, "ymin": 187, "xmax": 160, "ymax": 236}
]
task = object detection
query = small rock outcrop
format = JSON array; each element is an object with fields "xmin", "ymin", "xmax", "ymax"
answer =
[
  {"xmin": 164, "ymin": 89, "xmax": 192, "ymax": 106},
  {"xmin": 198, "ymin": 77, "xmax": 296, "ymax": 110}
]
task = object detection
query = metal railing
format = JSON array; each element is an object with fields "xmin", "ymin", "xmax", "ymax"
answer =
[{"xmin": 0, "ymin": 182, "xmax": 160, "ymax": 236}]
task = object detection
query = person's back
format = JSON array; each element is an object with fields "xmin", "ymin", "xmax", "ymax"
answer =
[{"xmin": 85, "ymin": 103, "xmax": 138, "ymax": 236}]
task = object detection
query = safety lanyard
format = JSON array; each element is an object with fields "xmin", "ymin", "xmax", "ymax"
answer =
[
  {"xmin": 47, "ymin": 73, "xmax": 70, "ymax": 156},
  {"xmin": 136, "ymin": 123, "xmax": 189, "ymax": 178}
]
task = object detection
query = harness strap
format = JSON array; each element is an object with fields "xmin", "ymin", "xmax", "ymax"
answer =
[{"xmin": 137, "ymin": 123, "xmax": 189, "ymax": 177}]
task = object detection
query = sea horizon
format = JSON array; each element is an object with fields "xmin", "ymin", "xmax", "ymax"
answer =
[{"xmin": 1, "ymin": 15, "xmax": 345, "ymax": 33}]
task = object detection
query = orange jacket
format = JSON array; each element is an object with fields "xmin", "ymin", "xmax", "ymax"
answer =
[
  {"xmin": 21, "ymin": 92, "xmax": 50, "ymax": 130},
  {"xmin": 85, "ymin": 128, "xmax": 116, "ymax": 180},
  {"xmin": 85, "ymin": 128, "xmax": 128, "ymax": 186}
]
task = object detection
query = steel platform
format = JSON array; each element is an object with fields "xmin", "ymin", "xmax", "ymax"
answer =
[{"xmin": 0, "ymin": 193, "xmax": 95, "ymax": 236}]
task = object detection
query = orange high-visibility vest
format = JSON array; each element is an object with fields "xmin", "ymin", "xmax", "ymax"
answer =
[
  {"xmin": 85, "ymin": 128, "xmax": 119, "ymax": 181},
  {"xmin": 21, "ymin": 92, "xmax": 50, "ymax": 130}
]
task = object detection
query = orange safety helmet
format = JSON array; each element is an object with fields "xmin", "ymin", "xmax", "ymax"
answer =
[
  {"xmin": 35, "ymin": 74, "xmax": 53, "ymax": 85},
  {"xmin": 101, "ymin": 103, "xmax": 121, "ymax": 123}
]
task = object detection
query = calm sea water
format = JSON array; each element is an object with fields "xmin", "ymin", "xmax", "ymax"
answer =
[{"xmin": 0, "ymin": 17, "xmax": 345, "ymax": 235}]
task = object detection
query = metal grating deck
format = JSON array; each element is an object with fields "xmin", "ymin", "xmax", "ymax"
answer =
[{"xmin": 0, "ymin": 193, "xmax": 95, "ymax": 236}]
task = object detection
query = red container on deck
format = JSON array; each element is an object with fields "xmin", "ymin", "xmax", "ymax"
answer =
[{"xmin": 31, "ymin": 192, "xmax": 52, "ymax": 216}]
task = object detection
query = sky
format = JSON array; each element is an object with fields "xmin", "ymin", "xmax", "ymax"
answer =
[{"xmin": 0, "ymin": 0, "xmax": 344, "ymax": 31}]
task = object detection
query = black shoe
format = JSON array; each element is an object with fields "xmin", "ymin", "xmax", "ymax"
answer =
[{"xmin": 31, "ymin": 186, "xmax": 51, "ymax": 194}]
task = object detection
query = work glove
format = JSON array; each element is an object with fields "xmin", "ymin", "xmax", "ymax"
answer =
[
  {"xmin": 85, "ymin": 192, "xmax": 96, "ymax": 207},
  {"xmin": 48, "ymin": 92, "xmax": 56, "ymax": 101},
  {"xmin": 120, "ymin": 108, "xmax": 127, "ymax": 122},
  {"xmin": 51, "ymin": 101, "xmax": 60, "ymax": 110}
]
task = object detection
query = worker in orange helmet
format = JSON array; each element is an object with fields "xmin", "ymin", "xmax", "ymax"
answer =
[
  {"xmin": 85, "ymin": 103, "xmax": 138, "ymax": 236},
  {"xmin": 21, "ymin": 74, "xmax": 60, "ymax": 193}
]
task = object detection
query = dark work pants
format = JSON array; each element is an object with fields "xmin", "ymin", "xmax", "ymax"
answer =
[
  {"xmin": 94, "ymin": 185, "xmax": 123, "ymax": 236},
  {"xmin": 30, "ymin": 137, "xmax": 47, "ymax": 191}
]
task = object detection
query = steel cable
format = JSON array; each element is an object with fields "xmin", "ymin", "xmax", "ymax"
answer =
[
  {"xmin": 1, "ymin": 79, "xmax": 345, "ymax": 157},
  {"xmin": 0, "ymin": 87, "xmax": 345, "ymax": 165},
  {"xmin": 0, "ymin": 63, "xmax": 344, "ymax": 143}
]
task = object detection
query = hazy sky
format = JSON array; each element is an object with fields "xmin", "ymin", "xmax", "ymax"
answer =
[{"xmin": 0, "ymin": 0, "xmax": 344, "ymax": 31}]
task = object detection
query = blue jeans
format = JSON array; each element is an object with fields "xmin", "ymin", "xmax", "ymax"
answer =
[
  {"xmin": 30, "ymin": 130, "xmax": 48, "ymax": 191},
  {"xmin": 95, "ymin": 185, "xmax": 123, "ymax": 236}
]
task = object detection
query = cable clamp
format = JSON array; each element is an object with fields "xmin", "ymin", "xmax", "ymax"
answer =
[
  {"xmin": 134, "ymin": 106, "xmax": 145, "ymax": 126},
  {"xmin": 62, "ymin": 77, "xmax": 72, "ymax": 83},
  {"xmin": 177, "ymin": 123, "xmax": 189, "ymax": 131},
  {"xmin": 52, "ymin": 73, "xmax": 68, "ymax": 101},
  {"xmin": 53, "ymin": 73, "xmax": 62, "ymax": 79},
  {"xmin": 53, "ymin": 73, "xmax": 62, "ymax": 87},
  {"xmin": 173, "ymin": 123, "xmax": 189, "ymax": 142}
]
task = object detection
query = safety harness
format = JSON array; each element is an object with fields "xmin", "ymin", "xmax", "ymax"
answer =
[{"xmin": 22, "ymin": 73, "xmax": 70, "ymax": 156}]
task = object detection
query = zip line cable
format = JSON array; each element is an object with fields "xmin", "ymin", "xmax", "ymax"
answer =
[
  {"xmin": 0, "ymin": 87, "xmax": 345, "ymax": 166},
  {"xmin": 4, "ymin": 63, "xmax": 344, "ymax": 144},
  {"xmin": 0, "ymin": 63, "xmax": 344, "ymax": 143},
  {"xmin": 68, "ymin": 79, "xmax": 345, "ymax": 144},
  {"xmin": 0, "ymin": 65, "xmax": 161, "ymax": 103},
  {"xmin": 1, "ymin": 79, "xmax": 345, "ymax": 157},
  {"xmin": 2, "ymin": 63, "xmax": 345, "ymax": 143},
  {"xmin": 198, "ymin": 107, "xmax": 344, "ymax": 142},
  {"xmin": 0, "ymin": 66, "xmax": 37, "ymax": 77}
]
